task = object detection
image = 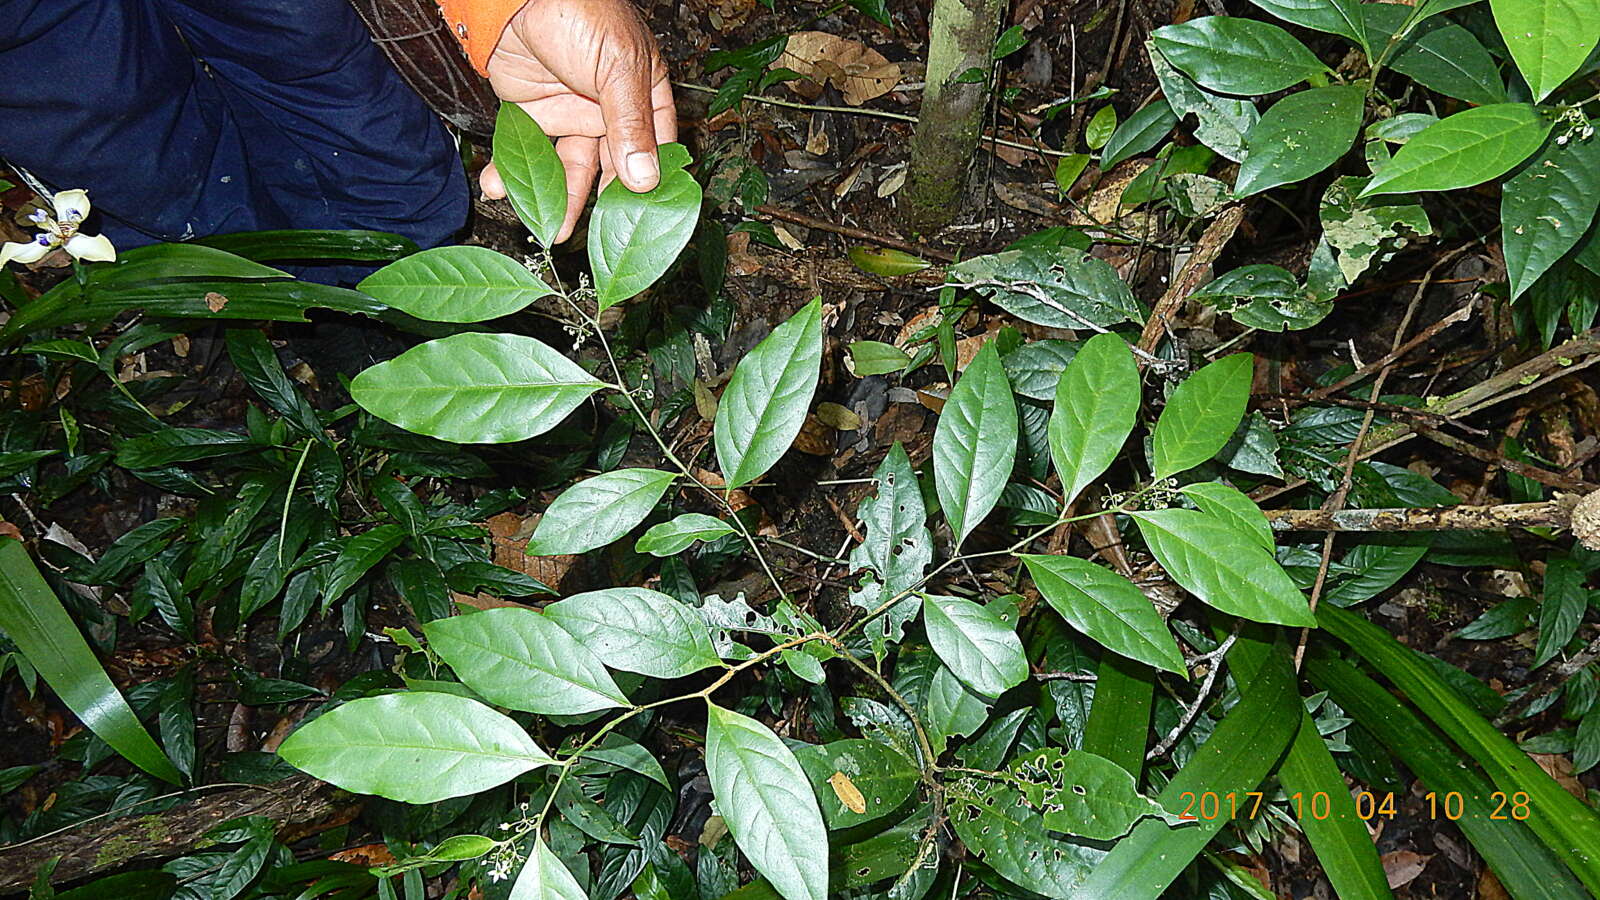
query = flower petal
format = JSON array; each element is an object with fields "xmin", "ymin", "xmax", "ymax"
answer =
[
  {"xmin": 64, "ymin": 232, "xmax": 116, "ymax": 262},
  {"xmin": 1, "ymin": 239, "xmax": 52, "ymax": 267},
  {"xmin": 51, "ymin": 189, "xmax": 91, "ymax": 223}
]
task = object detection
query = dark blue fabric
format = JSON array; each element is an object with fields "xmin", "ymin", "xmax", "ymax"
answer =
[{"xmin": 0, "ymin": 0, "xmax": 468, "ymax": 259}]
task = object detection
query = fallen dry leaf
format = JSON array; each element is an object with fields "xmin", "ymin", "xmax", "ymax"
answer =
[
  {"xmin": 1381, "ymin": 850, "xmax": 1431, "ymax": 889},
  {"xmin": 204, "ymin": 291, "xmax": 229, "ymax": 312},
  {"xmin": 331, "ymin": 844, "xmax": 396, "ymax": 866},
  {"xmin": 1529, "ymin": 752, "xmax": 1586, "ymax": 799},
  {"xmin": 487, "ymin": 512, "xmax": 575, "ymax": 589},
  {"xmin": 775, "ymin": 31, "xmax": 901, "ymax": 106}
]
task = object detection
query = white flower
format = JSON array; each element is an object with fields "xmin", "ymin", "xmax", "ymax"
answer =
[{"xmin": 0, "ymin": 189, "xmax": 116, "ymax": 268}]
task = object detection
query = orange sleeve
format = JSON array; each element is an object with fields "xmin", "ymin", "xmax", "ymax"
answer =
[{"xmin": 435, "ymin": 0, "xmax": 527, "ymax": 75}]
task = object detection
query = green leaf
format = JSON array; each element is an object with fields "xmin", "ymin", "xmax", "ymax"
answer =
[
  {"xmin": 1491, "ymin": 0, "xmax": 1600, "ymax": 101},
  {"xmin": 714, "ymin": 298, "xmax": 824, "ymax": 488},
  {"xmin": 1366, "ymin": 5, "xmax": 1509, "ymax": 106},
  {"xmin": 933, "ymin": 343, "xmax": 1018, "ymax": 545},
  {"xmin": 1132, "ymin": 508, "xmax": 1315, "ymax": 625},
  {"xmin": 494, "ymin": 104, "xmax": 568, "ymax": 247},
  {"xmin": 322, "ymin": 524, "xmax": 407, "ymax": 607},
  {"xmin": 225, "ymin": 330, "xmax": 322, "ymax": 437},
  {"xmin": 509, "ymin": 837, "xmax": 588, "ymax": 900},
  {"xmin": 424, "ymin": 607, "xmax": 629, "ymax": 715},
  {"xmin": 846, "ymin": 340, "xmax": 910, "ymax": 376},
  {"xmin": 1236, "ymin": 85, "xmax": 1365, "ymax": 197},
  {"xmin": 1534, "ymin": 557, "xmax": 1587, "ymax": 667},
  {"xmin": 278, "ymin": 691, "xmax": 554, "ymax": 803},
  {"xmin": 704, "ymin": 702, "xmax": 829, "ymax": 900},
  {"xmin": 1455, "ymin": 596, "xmax": 1536, "ymax": 640},
  {"xmin": 544, "ymin": 587, "xmax": 722, "ymax": 678},
  {"xmin": 922, "ymin": 594, "xmax": 1027, "ymax": 697},
  {"xmin": 1152, "ymin": 16, "xmax": 1328, "ymax": 94},
  {"xmin": 1179, "ymin": 481, "xmax": 1274, "ymax": 551},
  {"xmin": 0, "ymin": 539, "xmax": 182, "ymax": 783},
  {"xmin": 1048, "ymin": 333, "xmax": 1139, "ymax": 507},
  {"xmin": 793, "ymin": 738, "xmax": 918, "ymax": 829},
  {"xmin": 1502, "ymin": 130, "xmax": 1600, "ymax": 298},
  {"xmin": 1082, "ymin": 654, "xmax": 1155, "ymax": 777},
  {"xmin": 589, "ymin": 143, "xmax": 702, "ymax": 310},
  {"xmin": 1149, "ymin": 44, "xmax": 1259, "ymax": 163},
  {"xmin": 1191, "ymin": 264, "xmax": 1332, "ymax": 332},
  {"xmin": 848, "ymin": 444, "xmax": 931, "ymax": 660},
  {"xmin": 846, "ymin": 247, "xmax": 931, "ymax": 276},
  {"xmin": 1320, "ymin": 176, "xmax": 1434, "ymax": 283},
  {"xmin": 1151, "ymin": 353, "xmax": 1254, "ymax": 479},
  {"xmin": 1101, "ymin": 100, "xmax": 1178, "ymax": 169},
  {"xmin": 1022, "ymin": 555, "xmax": 1185, "ymax": 674},
  {"xmin": 1012, "ymin": 748, "xmax": 1182, "ymax": 839},
  {"xmin": 526, "ymin": 468, "xmax": 676, "ymax": 555},
  {"xmin": 356, "ymin": 246, "xmax": 554, "ymax": 323},
  {"xmin": 427, "ymin": 835, "xmax": 497, "ymax": 862},
  {"xmin": 946, "ymin": 247, "xmax": 1141, "ymax": 330},
  {"xmin": 635, "ymin": 513, "xmax": 737, "ymax": 556},
  {"xmin": 1246, "ymin": 0, "xmax": 1366, "ymax": 46},
  {"xmin": 1362, "ymin": 104, "xmax": 1553, "ymax": 197},
  {"xmin": 351, "ymin": 333, "xmax": 605, "ymax": 444},
  {"xmin": 1054, "ymin": 153, "xmax": 1091, "ymax": 194},
  {"xmin": 950, "ymin": 778, "xmax": 1104, "ymax": 896},
  {"xmin": 115, "ymin": 428, "xmax": 257, "ymax": 469},
  {"xmin": 195, "ymin": 229, "xmax": 418, "ymax": 263},
  {"xmin": 1086, "ymin": 106, "xmax": 1118, "ymax": 150},
  {"xmin": 1323, "ymin": 535, "xmax": 1431, "ymax": 607},
  {"xmin": 1002, "ymin": 339, "xmax": 1079, "ymax": 401}
]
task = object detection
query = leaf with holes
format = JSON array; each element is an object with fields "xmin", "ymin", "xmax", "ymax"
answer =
[
  {"xmin": 794, "ymin": 738, "xmax": 919, "ymax": 829},
  {"xmin": 922, "ymin": 594, "xmax": 1027, "ymax": 698},
  {"xmin": 1048, "ymin": 333, "xmax": 1140, "ymax": 508},
  {"xmin": 1150, "ymin": 43, "xmax": 1260, "ymax": 163},
  {"xmin": 848, "ymin": 443, "xmax": 932, "ymax": 659},
  {"xmin": 1012, "ymin": 748, "xmax": 1183, "ymax": 840},
  {"xmin": 1022, "ymin": 555, "xmax": 1185, "ymax": 675},
  {"xmin": 424, "ymin": 607, "xmax": 629, "ymax": 715},
  {"xmin": 933, "ymin": 343, "xmax": 1018, "ymax": 545},
  {"xmin": 1152, "ymin": 16, "xmax": 1327, "ymax": 95},
  {"xmin": 526, "ymin": 468, "xmax": 676, "ymax": 555},
  {"xmin": 1151, "ymin": 353, "xmax": 1254, "ymax": 479},
  {"xmin": 1362, "ymin": 105, "xmax": 1553, "ymax": 197},
  {"xmin": 714, "ymin": 298, "xmax": 824, "ymax": 488},
  {"xmin": 357, "ymin": 246, "xmax": 553, "ymax": 323}
]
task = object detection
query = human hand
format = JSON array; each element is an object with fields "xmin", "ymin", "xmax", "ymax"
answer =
[{"xmin": 479, "ymin": 0, "xmax": 677, "ymax": 243}]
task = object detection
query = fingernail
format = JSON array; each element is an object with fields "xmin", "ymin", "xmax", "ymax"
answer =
[{"xmin": 625, "ymin": 151, "xmax": 659, "ymax": 188}]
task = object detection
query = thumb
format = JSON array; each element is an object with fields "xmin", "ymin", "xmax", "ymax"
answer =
[
  {"xmin": 598, "ymin": 62, "xmax": 661, "ymax": 192},
  {"xmin": 480, "ymin": 160, "xmax": 507, "ymax": 200}
]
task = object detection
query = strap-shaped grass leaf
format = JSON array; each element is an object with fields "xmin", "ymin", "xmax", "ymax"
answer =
[
  {"xmin": 793, "ymin": 738, "xmax": 918, "ymax": 830},
  {"xmin": 509, "ymin": 837, "xmax": 588, "ymax": 900},
  {"xmin": 1082, "ymin": 654, "xmax": 1155, "ymax": 778},
  {"xmin": 1022, "ymin": 555, "xmax": 1185, "ymax": 674},
  {"xmin": 1072, "ymin": 636, "xmax": 1300, "ymax": 898},
  {"xmin": 922, "ymin": 594, "xmax": 1027, "ymax": 697},
  {"xmin": 1366, "ymin": 4, "xmax": 1509, "ymax": 106},
  {"xmin": 1361, "ymin": 104, "xmax": 1553, "ymax": 197},
  {"xmin": 1048, "ymin": 333, "xmax": 1139, "ymax": 508},
  {"xmin": 1012, "ymin": 748, "xmax": 1181, "ymax": 840},
  {"xmin": 946, "ymin": 247, "xmax": 1141, "ymax": 329},
  {"xmin": 424, "ymin": 607, "xmax": 629, "ymax": 715},
  {"xmin": 933, "ymin": 343, "xmax": 1018, "ymax": 545},
  {"xmin": 704, "ymin": 702, "xmax": 829, "ymax": 900},
  {"xmin": 589, "ymin": 143, "xmax": 702, "ymax": 311},
  {"xmin": 544, "ymin": 587, "xmax": 722, "ymax": 678},
  {"xmin": 1319, "ymin": 604, "xmax": 1600, "ymax": 894},
  {"xmin": 1502, "ymin": 130, "xmax": 1600, "ymax": 299},
  {"xmin": 351, "ymin": 333, "xmax": 604, "ymax": 444},
  {"xmin": 1247, "ymin": 0, "xmax": 1366, "ymax": 47},
  {"xmin": 1132, "ymin": 508, "xmax": 1315, "ymax": 625},
  {"xmin": 0, "ymin": 539, "xmax": 182, "ymax": 784},
  {"xmin": 526, "ymin": 468, "xmax": 676, "ymax": 555},
  {"xmin": 1236, "ymin": 85, "xmax": 1365, "ymax": 197},
  {"xmin": 635, "ymin": 512, "xmax": 736, "ymax": 556},
  {"xmin": 276, "ymin": 691, "xmax": 554, "ymax": 803},
  {"xmin": 1179, "ymin": 481, "xmax": 1274, "ymax": 551},
  {"xmin": 1152, "ymin": 16, "xmax": 1328, "ymax": 95},
  {"xmin": 1491, "ymin": 0, "xmax": 1600, "ymax": 101},
  {"xmin": 493, "ymin": 104, "xmax": 567, "ymax": 247},
  {"xmin": 1102, "ymin": 99, "xmax": 1178, "ymax": 169},
  {"xmin": 1307, "ymin": 652, "xmax": 1593, "ymax": 900},
  {"xmin": 714, "ymin": 298, "xmax": 823, "ymax": 488},
  {"xmin": 356, "ymin": 246, "xmax": 554, "ymax": 323},
  {"xmin": 1151, "ymin": 352, "xmax": 1253, "ymax": 479}
]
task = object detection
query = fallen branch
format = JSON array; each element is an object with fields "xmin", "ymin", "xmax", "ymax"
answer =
[{"xmin": 1264, "ymin": 491, "xmax": 1600, "ymax": 551}]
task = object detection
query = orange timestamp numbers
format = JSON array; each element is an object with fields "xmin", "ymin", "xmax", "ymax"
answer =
[{"xmin": 1175, "ymin": 790, "xmax": 1532, "ymax": 821}]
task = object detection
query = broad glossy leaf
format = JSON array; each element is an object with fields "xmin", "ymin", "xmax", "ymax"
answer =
[
  {"xmin": 1179, "ymin": 481, "xmax": 1274, "ymax": 551},
  {"xmin": 321, "ymin": 524, "xmax": 408, "ymax": 608},
  {"xmin": 544, "ymin": 587, "xmax": 722, "ymax": 678},
  {"xmin": 714, "ymin": 298, "xmax": 824, "ymax": 488},
  {"xmin": 424, "ymin": 607, "xmax": 629, "ymax": 714},
  {"xmin": 1236, "ymin": 85, "xmax": 1365, "ymax": 197},
  {"xmin": 1012, "ymin": 748, "xmax": 1182, "ymax": 839},
  {"xmin": 1048, "ymin": 333, "xmax": 1139, "ymax": 507},
  {"xmin": 1502, "ymin": 129, "xmax": 1600, "ymax": 298},
  {"xmin": 494, "ymin": 104, "xmax": 568, "ymax": 247},
  {"xmin": 922, "ymin": 594, "xmax": 1027, "ymax": 698},
  {"xmin": 1054, "ymin": 153, "xmax": 1091, "ymax": 194},
  {"xmin": 1152, "ymin": 16, "xmax": 1327, "ymax": 95},
  {"xmin": 924, "ymin": 662, "xmax": 992, "ymax": 753},
  {"xmin": 1491, "ymin": 0, "xmax": 1600, "ymax": 101},
  {"xmin": 946, "ymin": 247, "xmax": 1141, "ymax": 329},
  {"xmin": 1086, "ymin": 105, "xmax": 1118, "ymax": 149},
  {"xmin": 1247, "ymin": 0, "xmax": 1366, "ymax": 45},
  {"xmin": 1366, "ymin": 4, "xmax": 1509, "ymax": 106},
  {"xmin": 1150, "ymin": 44, "xmax": 1259, "ymax": 163},
  {"xmin": 0, "ymin": 539, "xmax": 181, "ymax": 783},
  {"xmin": 509, "ymin": 838, "xmax": 587, "ymax": 900},
  {"xmin": 793, "ymin": 738, "xmax": 918, "ymax": 829},
  {"xmin": 1101, "ymin": 100, "xmax": 1179, "ymax": 169},
  {"xmin": 1132, "ymin": 508, "xmax": 1315, "ymax": 626},
  {"xmin": 589, "ymin": 143, "xmax": 702, "ymax": 311},
  {"xmin": 1022, "ymin": 555, "xmax": 1185, "ymax": 674},
  {"xmin": 526, "ymin": 468, "xmax": 676, "ymax": 555},
  {"xmin": 635, "ymin": 513, "xmax": 736, "ymax": 556},
  {"xmin": 351, "ymin": 333, "xmax": 605, "ymax": 444},
  {"xmin": 846, "ymin": 340, "xmax": 910, "ymax": 376},
  {"xmin": 356, "ymin": 246, "xmax": 554, "ymax": 323},
  {"xmin": 1151, "ymin": 353, "xmax": 1253, "ymax": 479},
  {"xmin": 277, "ymin": 691, "xmax": 554, "ymax": 803},
  {"xmin": 1002, "ymin": 339, "xmax": 1078, "ymax": 400},
  {"xmin": 704, "ymin": 703, "xmax": 829, "ymax": 900},
  {"xmin": 1362, "ymin": 105, "xmax": 1553, "ymax": 197},
  {"xmin": 932, "ymin": 343, "xmax": 1018, "ymax": 545}
]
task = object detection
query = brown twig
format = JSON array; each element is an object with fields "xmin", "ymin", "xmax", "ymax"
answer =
[
  {"xmin": 752, "ymin": 205, "xmax": 957, "ymax": 263},
  {"xmin": 1412, "ymin": 426, "xmax": 1599, "ymax": 494},
  {"xmin": 1136, "ymin": 205, "xmax": 1246, "ymax": 357},
  {"xmin": 1263, "ymin": 495, "xmax": 1586, "ymax": 535},
  {"xmin": 1307, "ymin": 299, "xmax": 1477, "ymax": 402}
]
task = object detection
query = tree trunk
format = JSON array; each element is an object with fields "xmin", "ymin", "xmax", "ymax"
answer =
[{"xmin": 902, "ymin": 0, "xmax": 1005, "ymax": 233}]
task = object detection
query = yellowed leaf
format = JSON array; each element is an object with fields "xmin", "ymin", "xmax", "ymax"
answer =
[
  {"xmin": 775, "ymin": 32, "xmax": 901, "ymax": 105},
  {"xmin": 828, "ymin": 771, "xmax": 866, "ymax": 814}
]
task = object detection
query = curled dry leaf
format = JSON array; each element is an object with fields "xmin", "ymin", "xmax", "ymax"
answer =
[{"xmin": 774, "ymin": 31, "xmax": 901, "ymax": 106}]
